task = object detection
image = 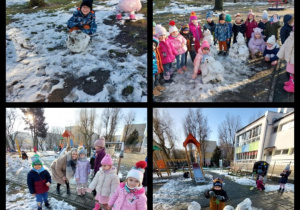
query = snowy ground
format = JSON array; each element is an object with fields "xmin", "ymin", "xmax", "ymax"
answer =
[
  {"xmin": 6, "ymin": 0, "xmax": 147, "ymax": 102},
  {"xmin": 6, "ymin": 0, "xmax": 29, "ymax": 7},
  {"xmin": 6, "ymin": 182, "xmax": 76, "ymax": 210}
]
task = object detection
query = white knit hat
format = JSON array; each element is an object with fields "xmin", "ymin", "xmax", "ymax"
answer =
[
  {"xmin": 126, "ymin": 161, "xmax": 147, "ymax": 184},
  {"xmin": 169, "ymin": 20, "xmax": 179, "ymax": 34},
  {"xmin": 155, "ymin": 24, "xmax": 167, "ymax": 36},
  {"xmin": 266, "ymin": 35, "xmax": 276, "ymax": 45}
]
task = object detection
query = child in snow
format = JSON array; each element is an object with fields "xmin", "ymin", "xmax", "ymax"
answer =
[
  {"xmin": 203, "ymin": 11, "xmax": 216, "ymax": 44},
  {"xmin": 258, "ymin": 10, "xmax": 269, "ymax": 42},
  {"xmin": 244, "ymin": 10, "xmax": 258, "ymax": 45},
  {"xmin": 75, "ymin": 149, "xmax": 91, "ymax": 196},
  {"xmin": 277, "ymin": 26, "xmax": 294, "ymax": 93},
  {"xmin": 116, "ymin": 0, "xmax": 142, "ymax": 21},
  {"xmin": 153, "ymin": 37, "xmax": 165, "ymax": 97},
  {"xmin": 248, "ymin": 27, "xmax": 265, "ymax": 59},
  {"xmin": 192, "ymin": 40, "xmax": 213, "ymax": 79},
  {"xmin": 27, "ymin": 155, "xmax": 52, "ymax": 210},
  {"xmin": 280, "ymin": 15, "xmax": 294, "ymax": 44},
  {"xmin": 256, "ymin": 175, "xmax": 265, "ymax": 191},
  {"xmin": 108, "ymin": 161, "xmax": 147, "ymax": 210},
  {"xmin": 225, "ymin": 14, "xmax": 233, "ymax": 50},
  {"xmin": 278, "ymin": 164, "xmax": 292, "ymax": 193},
  {"xmin": 67, "ymin": 0, "xmax": 97, "ymax": 35},
  {"xmin": 92, "ymin": 137, "xmax": 106, "ymax": 196},
  {"xmin": 215, "ymin": 13, "xmax": 231, "ymax": 56},
  {"xmin": 168, "ymin": 20, "xmax": 188, "ymax": 74},
  {"xmin": 87, "ymin": 154, "xmax": 120, "ymax": 210},
  {"xmin": 232, "ymin": 13, "xmax": 246, "ymax": 44},
  {"xmin": 263, "ymin": 35, "xmax": 280, "ymax": 65},
  {"xmin": 204, "ymin": 177, "xmax": 229, "ymax": 210},
  {"xmin": 265, "ymin": 14, "xmax": 281, "ymax": 41},
  {"xmin": 155, "ymin": 24, "xmax": 178, "ymax": 83},
  {"xmin": 180, "ymin": 24, "xmax": 196, "ymax": 64},
  {"xmin": 189, "ymin": 11, "xmax": 203, "ymax": 54}
]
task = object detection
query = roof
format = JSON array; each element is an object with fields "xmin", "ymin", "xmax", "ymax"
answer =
[
  {"xmin": 183, "ymin": 133, "xmax": 200, "ymax": 148},
  {"xmin": 236, "ymin": 114, "xmax": 265, "ymax": 133},
  {"xmin": 62, "ymin": 130, "xmax": 74, "ymax": 138},
  {"xmin": 273, "ymin": 111, "xmax": 294, "ymax": 123}
]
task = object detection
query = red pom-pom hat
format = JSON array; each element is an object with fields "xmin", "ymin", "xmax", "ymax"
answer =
[{"xmin": 126, "ymin": 160, "xmax": 147, "ymax": 184}]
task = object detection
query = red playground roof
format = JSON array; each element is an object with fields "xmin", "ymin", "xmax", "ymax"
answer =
[
  {"xmin": 183, "ymin": 133, "xmax": 200, "ymax": 148},
  {"xmin": 62, "ymin": 130, "xmax": 74, "ymax": 138}
]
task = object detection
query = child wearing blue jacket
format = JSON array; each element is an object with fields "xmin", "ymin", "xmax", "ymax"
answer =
[
  {"xmin": 27, "ymin": 155, "xmax": 52, "ymax": 210},
  {"xmin": 215, "ymin": 13, "xmax": 231, "ymax": 56},
  {"xmin": 67, "ymin": 0, "xmax": 97, "ymax": 35}
]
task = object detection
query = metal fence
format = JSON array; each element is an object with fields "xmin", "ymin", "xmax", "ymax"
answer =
[{"xmin": 230, "ymin": 160, "xmax": 294, "ymax": 180}]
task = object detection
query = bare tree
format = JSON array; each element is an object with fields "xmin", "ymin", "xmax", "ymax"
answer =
[
  {"xmin": 6, "ymin": 108, "xmax": 20, "ymax": 150},
  {"xmin": 107, "ymin": 108, "xmax": 122, "ymax": 142},
  {"xmin": 218, "ymin": 113, "xmax": 242, "ymax": 166},
  {"xmin": 101, "ymin": 108, "xmax": 111, "ymax": 140},
  {"xmin": 153, "ymin": 109, "xmax": 177, "ymax": 159},
  {"xmin": 214, "ymin": 0, "xmax": 224, "ymax": 10},
  {"xmin": 122, "ymin": 111, "xmax": 136, "ymax": 145},
  {"xmin": 17, "ymin": 135, "xmax": 26, "ymax": 150},
  {"xmin": 248, "ymin": 110, "xmax": 264, "ymax": 124},
  {"xmin": 78, "ymin": 109, "xmax": 96, "ymax": 156},
  {"xmin": 196, "ymin": 112, "xmax": 211, "ymax": 165},
  {"xmin": 46, "ymin": 126, "xmax": 64, "ymax": 150}
]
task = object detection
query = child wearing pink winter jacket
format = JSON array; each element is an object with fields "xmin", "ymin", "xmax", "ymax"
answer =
[
  {"xmin": 155, "ymin": 24, "xmax": 178, "ymax": 83},
  {"xmin": 116, "ymin": 0, "xmax": 142, "ymax": 21},
  {"xmin": 87, "ymin": 154, "xmax": 120, "ymax": 210},
  {"xmin": 192, "ymin": 40, "xmax": 213, "ymax": 80},
  {"xmin": 168, "ymin": 20, "xmax": 188, "ymax": 74},
  {"xmin": 108, "ymin": 161, "xmax": 147, "ymax": 210}
]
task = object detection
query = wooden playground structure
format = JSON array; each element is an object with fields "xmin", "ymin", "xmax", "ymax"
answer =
[{"xmin": 268, "ymin": 0, "xmax": 288, "ymax": 10}]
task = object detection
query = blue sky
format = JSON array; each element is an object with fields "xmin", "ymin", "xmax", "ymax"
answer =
[
  {"xmin": 155, "ymin": 108, "xmax": 280, "ymax": 148},
  {"xmin": 11, "ymin": 108, "xmax": 147, "ymax": 135}
]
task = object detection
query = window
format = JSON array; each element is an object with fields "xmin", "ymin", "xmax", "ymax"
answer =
[
  {"xmin": 280, "ymin": 121, "xmax": 294, "ymax": 131},
  {"xmin": 282, "ymin": 149, "xmax": 289, "ymax": 155},
  {"xmin": 274, "ymin": 150, "xmax": 281, "ymax": 155},
  {"xmin": 269, "ymin": 151, "xmax": 272, "ymax": 156},
  {"xmin": 273, "ymin": 126, "xmax": 278, "ymax": 133}
]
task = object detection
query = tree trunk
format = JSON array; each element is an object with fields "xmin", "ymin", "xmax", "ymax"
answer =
[
  {"xmin": 214, "ymin": 0, "xmax": 223, "ymax": 11},
  {"xmin": 30, "ymin": 0, "xmax": 45, "ymax": 8}
]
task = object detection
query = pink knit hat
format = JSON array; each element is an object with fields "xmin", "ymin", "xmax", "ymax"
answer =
[
  {"xmin": 190, "ymin": 11, "xmax": 198, "ymax": 21},
  {"xmin": 101, "ymin": 154, "xmax": 113, "ymax": 165},
  {"xmin": 94, "ymin": 137, "xmax": 105, "ymax": 147},
  {"xmin": 201, "ymin": 40, "xmax": 210, "ymax": 50}
]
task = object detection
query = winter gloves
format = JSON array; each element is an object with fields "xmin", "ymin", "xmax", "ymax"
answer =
[
  {"xmin": 208, "ymin": 190, "xmax": 225, "ymax": 201},
  {"xmin": 209, "ymin": 191, "xmax": 215, "ymax": 197}
]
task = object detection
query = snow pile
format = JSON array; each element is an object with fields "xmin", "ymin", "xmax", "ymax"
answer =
[
  {"xmin": 66, "ymin": 30, "xmax": 90, "ymax": 53},
  {"xmin": 154, "ymin": 4, "xmax": 213, "ymax": 15},
  {"xmin": 229, "ymin": 32, "xmax": 249, "ymax": 62},
  {"xmin": 203, "ymin": 29, "xmax": 217, "ymax": 57},
  {"xmin": 6, "ymin": 155, "xmax": 32, "ymax": 173},
  {"xmin": 236, "ymin": 198, "xmax": 252, "ymax": 210},
  {"xmin": 202, "ymin": 56, "xmax": 224, "ymax": 84},
  {"xmin": 223, "ymin": 205, "xmax": 235, "ymax": 210},
  {"xmin": 6, "ymin": 3, "xmax": 147, "ymax": 102},
  {"xmin": 188, "ymin": 201, "xmax": 201, "ymax": 210},
  {"xmin": 6, "ymin": 0, "xmax": 29, "ymax": 6}
]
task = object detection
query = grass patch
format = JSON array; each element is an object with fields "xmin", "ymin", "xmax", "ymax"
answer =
[
  {"xmin": 47, "ymin": 48, "xmax": 55, "ymax": 51},
  {"xmin": 122, "ymin": 85, "xmax": 134, "ymax": 96}
]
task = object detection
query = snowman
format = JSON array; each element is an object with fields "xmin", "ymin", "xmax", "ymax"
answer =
[
  {"xmin": 202, "ymin": 56, "xmax": 224, "ymax": 84},
  {"xmin": 228, "ymin": 32, "xmax": 249, "ymax": 62},
  {"xmin": 66, "ymin": 30, "xmax": 90, "ymax": 53}
]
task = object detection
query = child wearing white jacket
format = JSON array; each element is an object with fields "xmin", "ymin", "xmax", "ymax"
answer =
[
  {"xmin": 116, "ymin": 0, "xmax": 142, "ymax": 21},
  {"xmin": 87, "ymin": 154, "xmax": 120, "ymax": 210}
]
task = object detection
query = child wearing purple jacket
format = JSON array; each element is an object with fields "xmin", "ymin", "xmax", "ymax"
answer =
[{"xmin": 75, "ymin": 148, "xmax": 91, "ymax": 196}]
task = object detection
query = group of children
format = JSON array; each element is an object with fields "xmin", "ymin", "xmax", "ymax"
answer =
[
  {"xmin": 27, "ymin": 138, "xmax": 147, "ymax": 210},
  {"xmin": 153, "ymin": 9, "xmax": 294, "ymax": 100}
]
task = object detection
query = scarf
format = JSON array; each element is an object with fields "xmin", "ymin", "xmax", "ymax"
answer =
[
  {"xmin": 96, "ymin": 147, "xmax": 104, "ymax": 154},
  {"xmin": 66, "ymin": 148, "xmax": 77, "ymax": 181},
  {"xmin": 267, "ymin": 43, "xmax": 278, "ymax": 50},
  {"xmin": 32, "ymin": 166, "xmax": 45, "ymax": 174}
]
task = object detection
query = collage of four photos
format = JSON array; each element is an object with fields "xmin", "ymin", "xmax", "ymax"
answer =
[{"xmin": 6, "ymin": 0, "xmax": 295, "ymax": 210}]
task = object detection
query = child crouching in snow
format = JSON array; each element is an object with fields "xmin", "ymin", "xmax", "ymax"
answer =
[
  {"xmin": 263, "ymin": 35, "xmax": 280, "ymax": 65},
  {"xmin": 86, "ymin": 154, "xmax": 120, "ymax": 210},
  {"xmin": 67, "ymin": 0, "xmax": 97, "ymax": 35},
  {"xmin": 256, "ymin": 175, "xmax": 265, "ymax": 191},
  {"xmin": 116, "ymin": 0, "xmax": 142, "ymax": 21},
  {"xmin": 168, "ymin": 21, "xmax": 188, "ymax": 74},
  {"xmin": 204, "ymin": 177, "xmax": 228, "ymax": 210},
  {"xmin": 248, "ymin": 27, "xmax": 265, "ymax": 59},
  {"xmin": 108, "ymin": 161, "xmax": 147, "ymax": 210},
  {"xmin": 192, "ymin": 40, "xmax": 212, "ymax": 79}
]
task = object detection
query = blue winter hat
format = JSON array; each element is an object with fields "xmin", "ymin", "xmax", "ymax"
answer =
[
  {"xmin": 153, "ymin": 37, "xmax": 159, "ymax": 46},
  {"xmin": 206, "ymin": 11, "xmax": 213, "ymax": 19}
]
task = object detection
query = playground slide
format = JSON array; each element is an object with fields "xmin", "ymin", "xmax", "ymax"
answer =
[{"xmin": 192, "ymin": 163, "xmax": 205, "ymax": 184}]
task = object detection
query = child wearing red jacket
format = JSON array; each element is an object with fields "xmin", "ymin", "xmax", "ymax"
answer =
[
  {"xmin": 189, "ymin": 11, "xmax": 203, "ymax": 54},
  {"xmin": 27, "ymin": 155, "xmax": 52, "ymax": 210},
  {"xmin": 245, "ymin": 10, "xmax": 258, "ymax": 45},
  {"xmin": 256, "ymin": 175, "xmax": 265, "ymax": 191}
]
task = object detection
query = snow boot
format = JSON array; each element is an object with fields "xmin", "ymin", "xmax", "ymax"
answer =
[
  {"xmin": 218, "ymin": 51, "xmax": 223, "ymax": 55},
  {"xmin": 77, "ymin": 189, "xmax": 82, "ymax": 196},
  {"xmin": 116, "ymin": 14, "xmax": 122, "ymax": 20},
  {"xmin": 281, "ymin": 189, "xmax": 285, "ymax": 194},
  {"xmin": 284, "ymin": 75, "xmax": 293, "ymax": 86},
  {"xmin": 156, "ymin": 85, "xmax": 166, "ymax": 92},
  {"xmin": 278, "ymin": 187, "xmax": 281, "ymax": 192},
  {"xmin": 283, "ymin": 82, "xmax": 294, "ymax": 93},
  {"xmin": 223, "ymin": 51, "xmax": 227, "ymax": 56},
  {"xmin": 130, "ymin": 14, "xmax": 136, "ymax": 20},
  {"xmin": 66, "ymin": 182, "xmax": 70, "ymax": 194},
  {"xmin": 197, "ymin": 70, "xmax": 202, "ymax": 75},
  {"xmin": 177, "ymin": 68, "xmax": 184, "ymax": 74},
  {"xmin": 38, "ymin": 207, "xmax": 42, "ymax": 210},
  {"xmin": 45, "ymin": 200, "xmax": 51, "ymax": 209},
  {"xmin": 56, "ymin": 184, "xmax": 61, "ymax": 194},
  {"xmin": 93, "ymin": 202, "xmax": 101, "ymax": 210},
  {"xmin": 153, "ymin": 87, "xmax": 162, "ymax": 96}
]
